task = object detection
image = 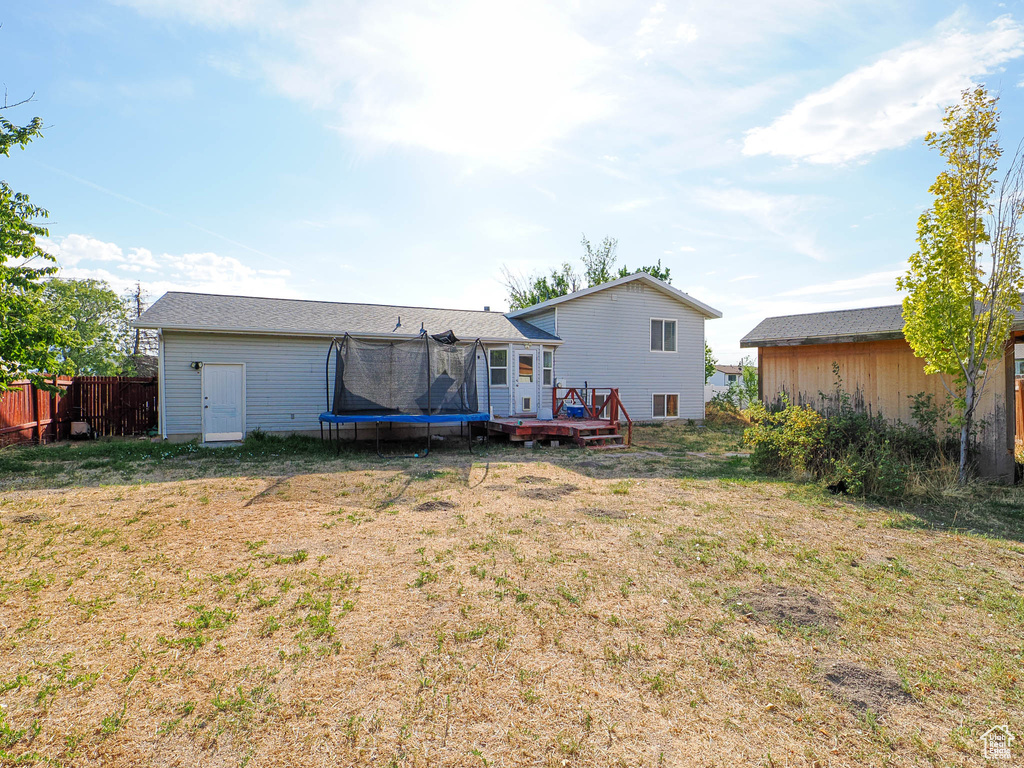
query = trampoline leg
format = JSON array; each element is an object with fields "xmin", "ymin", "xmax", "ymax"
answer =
[{"xmin": 320, "ymin": 421, "xmax": 323, "ymax": 443}]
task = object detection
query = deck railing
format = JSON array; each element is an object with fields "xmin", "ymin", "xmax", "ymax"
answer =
[{"xmin": 553, "ymin": 386, "xmax": 632, "ymax": 446}]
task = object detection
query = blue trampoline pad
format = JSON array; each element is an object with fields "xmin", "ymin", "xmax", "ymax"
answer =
[{"xmin": 319, "ymin": 412, "xmax": 491, "ymax": 425}]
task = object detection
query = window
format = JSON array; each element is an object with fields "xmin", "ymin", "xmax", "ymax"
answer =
[
  {"xmin": 650, "ymin": 319, "xmax": 677, "ymax": 352},
  {"xmin": 653, "ymin": 393, "xmax": 679, "ymax": 419},
  {"xmin": 489, "ymin": 349, "xmax": 508, "ymax": 386},
  {"xmin": 517, "ymin": 352, "xmax": 534, "ymax": 382},
  {"xmin": 543, "ymin": 350, "xmax": 553, "ymax": 386},
  {"xmin": 1017, "ymin": 360, "xmax": 1024, "ymax": 376},
  {"xmin": 726, "ymin": 374, "xmax": 738, "ymax": 384}
]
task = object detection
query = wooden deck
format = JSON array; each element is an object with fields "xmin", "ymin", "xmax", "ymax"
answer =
[{"xmin": 487, "ymin": 417, "xmax": 627, "ymax": 448}]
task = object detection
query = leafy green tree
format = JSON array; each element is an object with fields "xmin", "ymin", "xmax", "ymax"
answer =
[
  {"xmin": 704, "ymin": 343, "xmax": 717, "ymax": 384},
  {"xmin": 0, "ymin": 101, "xmax": 68, "ymax": 390},
  {"xmin": 896, "ymin": 86, "xmax": 1024, "ymax": 483},
  {"xmin": 727, "ymin": 354, "xmax": 759, "ymax": 406},
  {"xmin": 44, "ymin": 278, "xmax": 130, "ymax": 375},
  {"xmin": 502, "ymin": 234, "xmax": 674, "ymax": 310}
]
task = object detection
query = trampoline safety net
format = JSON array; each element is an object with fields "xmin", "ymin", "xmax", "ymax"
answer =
[{"xmin": 330, "ymin": 333, "xmax": 483, "ymax": 416}]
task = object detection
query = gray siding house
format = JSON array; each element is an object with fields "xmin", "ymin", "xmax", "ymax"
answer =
[
  {"xmin": 138, "ymin": 274, "xmax": 719, "ymax": 441},
  {"xmin": 507, "ymin": 273, "xmax": 721, "ymax": 422}
]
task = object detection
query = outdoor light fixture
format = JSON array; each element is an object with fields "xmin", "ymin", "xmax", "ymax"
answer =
[{"xmin": 190, "ymin": 361, "xmax": 204, "ymax": 370}]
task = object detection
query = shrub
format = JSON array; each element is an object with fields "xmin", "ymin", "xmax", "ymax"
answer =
[
  {"xmin": 743, "ymin": 375, "xmax": 955, "ymax": 501},
  {"xmin": 743, "ymin": 398, "xmax": 825, "ymax": 475},
  {"xmin": 704, "ymin": 399, "xmax": 749, "ymax": 428}
]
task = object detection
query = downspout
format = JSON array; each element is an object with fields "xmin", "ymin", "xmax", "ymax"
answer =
[{"xmin": 157, "ymin": 329, "xmax": 167, "ymax": 439}]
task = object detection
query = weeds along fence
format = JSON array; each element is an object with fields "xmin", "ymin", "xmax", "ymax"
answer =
[{"xmin": 0, "ymin": 376, "xmax": 159, "ymax": 446}]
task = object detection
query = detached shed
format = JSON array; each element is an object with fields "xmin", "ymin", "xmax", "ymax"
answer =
[{"xmin": 741, "ymin": 304, "xmax": 1020, "ymax": 482}]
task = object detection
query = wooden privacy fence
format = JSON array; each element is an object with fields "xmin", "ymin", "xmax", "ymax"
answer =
[
  {"xmin": 0, "ymin": 377, "xmax": 73, "ymax": 446},
  {"xmin": 0, "ymin": 376, "xmax": 159, "ymax": 446}
]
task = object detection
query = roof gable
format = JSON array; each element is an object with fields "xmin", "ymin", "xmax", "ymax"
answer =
[
  {"xmin": 138, "ymin": 292, "xmax": 560, "ymax": 343},
  {"xmin": 506, "ymin": 272, "xmax": 722, "ymax": 319}
]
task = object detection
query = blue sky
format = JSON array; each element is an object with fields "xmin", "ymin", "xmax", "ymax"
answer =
[{"xmin": 5, "ymin": 1, "xmax": 1024, "ymax": 361}]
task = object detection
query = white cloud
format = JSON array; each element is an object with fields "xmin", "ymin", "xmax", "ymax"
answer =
[
  {"xmin": 41, "ymin": 234, "xmax": 297, "ymax": 298},
  {"xmin": 606, "ymin": 197, "xmax": 660, "ymax": 213},
  {"xmin": 779, "ymin": 268, "xmax": 906, "ymax": 297},
  {"xmin": 121, "ymin": 0, "xmax": 612, "ymax": 168},
  {"xmin": 743, "ymin": 15, "xmax": 1024, "ymax": 164},
  {"xmin": 476, "ymin": 214, "xmax": 548, "ymax": 241},
  {"xmin": 695, "ymin": 186, "xmax": 825, "ymax": 260},
  {"xmin": 678, "ymin": 245, "xmax": 696, "ymax": 252}
]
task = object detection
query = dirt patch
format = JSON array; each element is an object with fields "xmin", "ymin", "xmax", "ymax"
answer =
[
  {"xmin": 415, "ymin": 500, "xmax": 457, "ymax": 512},
  {"xmin": 578, "ymin": 507, "xmax": 627, "ymax": 520},
  {"xmin": 10, "ymin": 513, "xmax": 49, "ymax": 524},
  {"xmin": 733, "ymin": 586, "xmax": 838, "ymax": 628},
  {"xmin": 485, "ymin": 484, "xmax": 514, "ymax": 492},
  {"xmin": 519, "ymin": 484, "xmax": 578, "ymax": 501},
  {"xmin": 819, "ymin": 661, "xmax": 914, "ymax": 713},
  {"xmin": 516, "ymin": 475, "xmax": 551, "ymax": 484},
  {"xmin": 575, "ymin": 461, "xmax": 609, "ymax": 470}
]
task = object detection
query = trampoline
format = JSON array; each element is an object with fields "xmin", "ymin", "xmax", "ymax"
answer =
[{"xmin": 319, "ymin": 331, "xmax": 491, "ymax": 457}]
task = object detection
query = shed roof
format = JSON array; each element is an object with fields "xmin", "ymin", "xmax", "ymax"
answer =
[
  {"xmin": 137, "ymin": 292, "xmax": 560, "ymax": 343},
  {"xmin": 741, "ymin": 301, "xmax": 1024, "ymax": 348},
  {"xmin": 506, "ymin": 272, "xmax": 722, "ymax": 320}
]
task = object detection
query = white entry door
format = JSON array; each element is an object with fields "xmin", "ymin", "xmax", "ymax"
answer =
[
  {"xmin": 202, "ymin": 363, "xmax": 245, "ymax": 441},
  {"xmin": 512, "ymin": 349, "xmax": 538, "ymax": 415}
]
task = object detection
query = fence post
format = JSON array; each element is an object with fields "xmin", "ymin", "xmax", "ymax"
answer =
[{"xmin": 31, "ymin": 382, "xmax": 41, "ymax": 444}]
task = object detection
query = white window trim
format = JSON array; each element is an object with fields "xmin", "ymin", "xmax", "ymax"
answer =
[
  {"xmin": 650, "ymin": 318, "xmax": 678, "ymax": 353},
  {"xmin": 542, "ymin": 348, "xmax": 554, "ymax": 386},
  {"xmin": 489, "ymin": 347, "xmax": 510, "ymax": 388},
  {"xmin": 652, "ymin": 392, "xmax": 680, "ymax": 419}
]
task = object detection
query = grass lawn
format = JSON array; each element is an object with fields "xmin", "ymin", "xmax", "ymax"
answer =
[{"xmin": 0, "ymin": 424, "xmax": 1022, "ymax": 766}]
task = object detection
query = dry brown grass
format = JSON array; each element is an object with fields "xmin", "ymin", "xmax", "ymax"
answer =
[{"xmin": 0, "ymin": 437, "xmax": 1022, "ymax": 766}]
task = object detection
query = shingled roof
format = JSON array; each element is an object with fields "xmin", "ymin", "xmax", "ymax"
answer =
[
  {"xmin": 137, "ymin": 292, "xmax": 560, "ymax": 343},
  {"xmin": 741, "ymin": 304, "xmax": 907, "ymax": 347},
  {"xmin": 742, "ymin": 301, "xmax": 1024, "ymax": 348}
]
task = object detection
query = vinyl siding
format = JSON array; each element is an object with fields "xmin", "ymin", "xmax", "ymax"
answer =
[
  {"xmin": 163, "ymin": 331, "xmax": 335, "ymax": 436},
  {"xmin": 522, "ymin": 282, "xmax": 706, "ymax": 420},
  {"xmin": 528, "ymin": 309, "xmax": 557, "ymax": 336},
  {"xmin": 163, "ymin": 332, "xmax": 513, "ymax": 436},
  {"xmin": 478, "ymin": 343, "xmax": 554, "ymax": 418}
]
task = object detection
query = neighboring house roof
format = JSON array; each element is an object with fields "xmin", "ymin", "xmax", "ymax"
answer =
[
  {"xmin": 715, "ymin": 364, "xmax": 742, "ymax": 375},
  {"xmin": 506, "ymin": 272, "xmax": 723, "ymax": 320},
  {"xmin": 742, "ymin": 301, "xmax": 1024, "ymax": 348},
  {"xmin": 137, "ymin": 292, "xmax": 561, "ymax": 344}
]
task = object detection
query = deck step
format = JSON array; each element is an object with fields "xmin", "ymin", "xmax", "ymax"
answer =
[
  {"xmin": 580, "ymin": 434, "xmax": 623, "ymax": 442},
  {"xmin": 589, "ymin": 443, "xmax": 629, "ymax": 450}
]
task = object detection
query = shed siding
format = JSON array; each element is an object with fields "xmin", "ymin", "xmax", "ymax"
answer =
[
  {"xmin": 759, "ymin": 338, "xmax": 1014, "ymax": 481},
  {"xmin": 527, "ymin": 282, "xmax": 706, "ymax": 420}
]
